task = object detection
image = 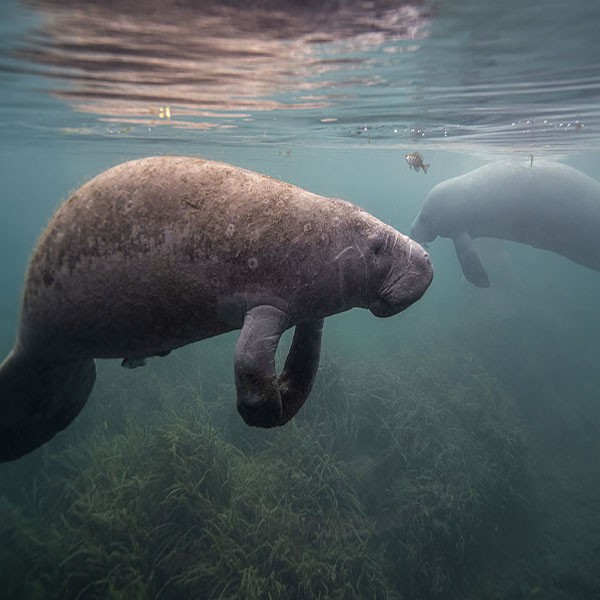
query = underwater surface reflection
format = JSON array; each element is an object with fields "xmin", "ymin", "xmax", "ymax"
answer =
[{"xmin": 7, "ymin": 0, "xmax": 600, "ymax": 152}]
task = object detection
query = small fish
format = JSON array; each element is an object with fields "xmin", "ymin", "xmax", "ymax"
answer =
[{"xmin": 405, "ymin": 152, "xmax": 430, "ymax": 174}]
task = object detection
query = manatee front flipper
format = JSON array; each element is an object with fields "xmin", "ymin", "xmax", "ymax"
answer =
[
  {"xmin": 278, "ymin": 318, "xmax": 324, "ymax": 423},
  {"xmin": 234, "ymin": 305, "xmax": 324, "ymax": 427},
  {"xmin": 452, "ymin": 231, "xmax": 490, "ymax": 287}
]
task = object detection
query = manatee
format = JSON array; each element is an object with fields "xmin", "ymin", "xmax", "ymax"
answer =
[
  {"xmin": 409, "ymin": 160, "xmax": 600, "ymax": 287},
  {"xmin": 0, "ymin": 156, "xmax": 433, "ymax": 461}
]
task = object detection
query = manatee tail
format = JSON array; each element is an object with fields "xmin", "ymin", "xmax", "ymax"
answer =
[
  {"xmin": 0, "ymin": 348, "xmax": 96, "ymax": 462},
  {"xmin": 422, "ymin": 163, "xmax": 430, "ymax": 174}
]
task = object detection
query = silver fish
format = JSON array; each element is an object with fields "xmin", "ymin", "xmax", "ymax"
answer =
[{"xmin": 405, "ymin": 152, "xmax": 430, "ymax": 174}]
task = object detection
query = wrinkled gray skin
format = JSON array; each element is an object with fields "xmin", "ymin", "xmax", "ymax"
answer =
[
  {"xmin": 0, "ymin": 156, "xmax": 433, "ymax": 461},
  {"xmin": 410, "ymin": 160, "xmax": 600, "ymax": 287}
]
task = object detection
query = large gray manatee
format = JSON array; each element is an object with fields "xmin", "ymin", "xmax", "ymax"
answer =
[
  {"xmin": 410, "ymin": 160, "xmax": 600, "ymax": 287},
  {"xmin": 0, "ymin": 156, "xmax": 433, "ymax": 461}
]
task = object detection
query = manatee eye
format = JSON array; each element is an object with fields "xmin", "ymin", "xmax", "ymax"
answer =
[{"xmin": 370, "ymin": 236, "xmax": 385, "ymax": 256}]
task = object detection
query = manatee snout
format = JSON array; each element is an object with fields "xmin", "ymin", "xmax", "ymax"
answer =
[
  {"xmin": 409, "ymin": 216, "xmax": 436, "ymax": 244},
  {"xmin": 403, "ymin": 239, "xmax": 434, "ymax": 301},
  {"xmin": 370, "ymin": 239, "xmax": 433, "ymax": 318}
]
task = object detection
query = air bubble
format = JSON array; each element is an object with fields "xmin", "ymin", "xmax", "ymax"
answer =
[{"xmin": 248, "ymin": 257, "xmax": 258, "ymax": 270}]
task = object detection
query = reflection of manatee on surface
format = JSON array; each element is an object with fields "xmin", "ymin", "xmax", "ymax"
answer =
[
  {"xmin": 410, "ymin": 160, "xmax": 600, "ymax": 287},
  {"xmin": 0, "ymin": 156, "xmax": 433, "ymax": 462},
  {"xmin": 18, "ymin": 0, "xmax": 432, "ymax": 126},
  {"xmin": 460, "ymin": 239, "xmax": 523, "ymax": 322}
]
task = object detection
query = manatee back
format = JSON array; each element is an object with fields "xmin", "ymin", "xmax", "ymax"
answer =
[
  {"xmin": 454, "ymin": 161, "xmax": 600, "ymax": 263},
  {"xmin": 19, "ymin": 157, "xmax": 376, "ymax": 359}
]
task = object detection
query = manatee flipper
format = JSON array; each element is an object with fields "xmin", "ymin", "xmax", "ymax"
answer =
[
  {"xmin": 0, "ymin": 350, "xmax": 96, "ymax": 461},
  {"xmin": 121, "ymin": 350, "xmax": 171, "ymax": 368},
  {"xmin": 234, "ymin": 305, "xmax": 323, "ymax": 427},
  {"xmin": 278, "ymin": 318, "xmax": 324, "ymax": 424},
  {"xmin": 121, "ymin": 357, "xmax": 147, "ymax": 369},
  {"xmin": 452, "ymin": 231, "xmax": 490, "ymax": 287}
]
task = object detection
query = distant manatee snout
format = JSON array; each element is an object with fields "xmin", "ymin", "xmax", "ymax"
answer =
[{"xmin": 0, "ymin": 156, "xmax": 433, "ymax": 461}]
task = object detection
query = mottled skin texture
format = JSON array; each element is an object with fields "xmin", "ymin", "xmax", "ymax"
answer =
[
  {"xmin": 410, "ymin": 160, "xmax": 600, "ymax": 287},
  {"xmin": 0, "ymin": 156, "xmax": 433, "ymax": 461}
]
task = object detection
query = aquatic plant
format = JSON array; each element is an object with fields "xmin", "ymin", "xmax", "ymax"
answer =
[
  {"xmin": 1, "ymin": 389, "xmax": 390, "ymax": 598},
  {"xmin": 215, "ymin": 344, "xmax": 533, "ymax": 598},
  {"xmin": 302, "ymin": 347, "xmax": 534, "ymax": 599},
  {"xmin": 0, "ymin": 341, "xmax": 533, "ymax": 600}
]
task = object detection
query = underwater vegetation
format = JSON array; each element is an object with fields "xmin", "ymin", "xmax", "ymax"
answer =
[{"xmin": 0, "ymin": 344, "xmax": 533, "ymax": 599}]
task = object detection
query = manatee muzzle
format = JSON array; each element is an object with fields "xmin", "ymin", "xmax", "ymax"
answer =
[{"xmin": 370, "ymin": 239, "xmax": 433, "ymax": 317}]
